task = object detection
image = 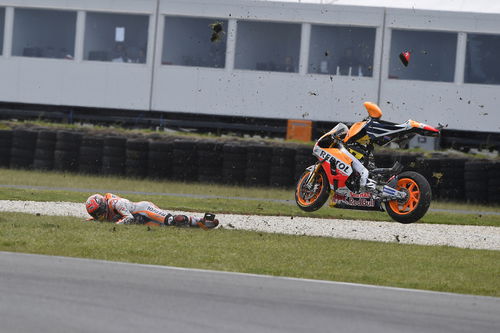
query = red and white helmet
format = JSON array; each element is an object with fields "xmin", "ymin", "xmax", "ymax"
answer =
[{"xmin": 85, "ymin": 194, "xmax": 106, "ymax": 220}]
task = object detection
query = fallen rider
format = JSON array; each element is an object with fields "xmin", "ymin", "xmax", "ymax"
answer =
[{"xmin": 85, "ymin": 193, "xmax": 219, "ymax": 230}]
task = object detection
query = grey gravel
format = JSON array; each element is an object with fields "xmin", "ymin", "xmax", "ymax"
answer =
[{"xmin": 1, "ymin": 200, "xmax": 498, "ymax": 251}]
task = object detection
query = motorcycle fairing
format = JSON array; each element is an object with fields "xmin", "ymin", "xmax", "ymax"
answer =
[
  {"xmin": 365, "ymin": 119, "xmax": 439, "ymax": 145},
  {"xmin": 313, "ymin": 145, "xmax": 353, "ymax": 189},
  {"xmin": 330, "ymin": 191, "xmax": 384, "ymax": 211}
]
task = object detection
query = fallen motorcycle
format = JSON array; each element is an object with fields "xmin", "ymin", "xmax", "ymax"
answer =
[{"xmin": 295, "ymin": 102, "xmax": 440, "ymax": 223}]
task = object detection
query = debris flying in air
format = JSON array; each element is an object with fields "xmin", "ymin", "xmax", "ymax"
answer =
[
  {"xmin": 399, "ymin": 51, "xmax": 411, "ymax": 66},
  {"xmin": 210, "ymin": 21, "xmax": 224, "ymax": 42}
]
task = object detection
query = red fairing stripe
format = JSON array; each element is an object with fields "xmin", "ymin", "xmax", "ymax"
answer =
[{"xmin": 423, "ymin": 125, "xmax": 439, "ymax": 132}]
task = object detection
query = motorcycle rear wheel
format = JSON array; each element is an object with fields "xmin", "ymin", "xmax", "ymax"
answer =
[
  {"xmin": 295, "ymin": 168, "xmax": 330, "ymax": 212},
  {"xmin": 385, "ymin": 171, "xmax": 432, "ymax": 223}
]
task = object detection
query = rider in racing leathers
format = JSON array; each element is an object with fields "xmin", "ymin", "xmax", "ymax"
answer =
[{"xmin": 85, "ymin": 193, "xmax": 219, "ymax": 230}]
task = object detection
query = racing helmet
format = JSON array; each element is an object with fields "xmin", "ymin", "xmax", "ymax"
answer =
[
  {"xmin": 330, "ymin": 123, "xmax": 349, "ymax": 141},
  {"xmin": 85, "ymin": 194, "xmax": 107, "ymax": 220}
]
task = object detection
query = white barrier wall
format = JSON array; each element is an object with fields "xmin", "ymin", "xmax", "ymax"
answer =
[
  {"xmin": 0, "ymin": 0, "xmax": 156, "ymax": 110},
  {"xmin": 0, "ymin": 0, "xmax": 498, "ymax": 133}
]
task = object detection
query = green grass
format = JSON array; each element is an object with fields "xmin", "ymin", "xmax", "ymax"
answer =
[
  {"xmin": 0, "ymin": 212, "xmax": 498, "ymax": 297},
  {"xmin": 0, "ymin": 168, "xmax": 499, "ymax": 226}
]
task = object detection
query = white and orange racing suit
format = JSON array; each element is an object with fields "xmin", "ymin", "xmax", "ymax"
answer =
[{"xmin": 103, "ymin": 193, "xmax": 205, "ymax": 227}]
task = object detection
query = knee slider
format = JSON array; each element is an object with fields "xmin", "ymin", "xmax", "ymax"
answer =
[{"xmin": 172, "ymin": 215, "xmax": 190, "ymax": 227}]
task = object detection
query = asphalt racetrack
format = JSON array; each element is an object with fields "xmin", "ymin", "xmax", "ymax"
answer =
[{"xmin": 1, "ymin": 252, "xmax": 498, "ymax": 333}]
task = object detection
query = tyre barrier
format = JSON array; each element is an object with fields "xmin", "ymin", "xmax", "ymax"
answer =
[
  {"xmin": 0, "ymin": 130, "xmax": 12, "ymax": 168},
  {"xmin": 148, "ymin": 140, "xmax": 173, "ymax": 179},
  {"xmin": 245, "ymin": 144, "xmax": 273, "ymax": 186},
  {"xmin": 33, "ymin": 130, "xmax": 57, "ymax": 170},
  {"xmin": 464, "ymin": 160, "xmax": 492, "ymax": 204},
  {"xmin": 294, "ymin": 145, "xmax": 315, "ymax": 181},
  {"xmin": 54, "ymin": 131, "xmax": 82, "ymax": 172},
  {"xmin": 79, "ymin": 136, "xmax": 104, "ymax": 174},
  {"xmin": 10, "ymin": 129, "xmax": 38, "ymax": 169},
  {"xmin": 222, "ymin": 143, "xmax": 247, "ymax": 184},
  {"xmin": 102, "ymin": 136, "xmax": 126, "ymax": 175},
  {"xmin": 270, "ymin": 146, "xmax": 296, "ymax": 187},
  {"xmin": 0, "ymin": 127, "xmax": 499, "ymax": 204},
  {"xmin": 197, "ymin": 140, "xmax": 224, "ymax": 183},
  {"xmin": 126, "ymin": 139, "xmax": 149, "ymax": 178},
  {"xmin": 437, "ymin": 158, "xmax": 467, "ymax": 201},
  {"xmin": 172, "ymin": 138, "xmax": 198, "ymax": 181},
  {"xmin": 488, "ymin": 161, "xmax": 500, "ymax": 205}
]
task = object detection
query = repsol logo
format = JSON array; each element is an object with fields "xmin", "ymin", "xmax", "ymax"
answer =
[
  {"xmin": 314, "ymin": 147, "xmax": 351, "ymax": 174},
  {"xmin": 147, "ymin": 206, "xmax": 167, "ymax": 217}
]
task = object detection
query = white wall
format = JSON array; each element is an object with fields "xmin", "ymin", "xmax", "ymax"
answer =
[
  {"xmin": 0, "ymin": 0, "xmax": 499, "ymax": 133},
  {"xmin": 379, "ymin": 8, "xmax": 500, "ymax": 132},
  {"xmin": 0, "ymin": 0, "xmax": 156, "ymax": 110}
]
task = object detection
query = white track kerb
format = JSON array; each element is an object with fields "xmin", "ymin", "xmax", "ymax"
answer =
[{"xmin": 0, "ymin": 200, "xmax": 499, "ymax": 251}]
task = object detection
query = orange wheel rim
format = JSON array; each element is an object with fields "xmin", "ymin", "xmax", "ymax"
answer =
[
  {"xmin": 296, "ymin": 171, "xmax": 324, "ymax": 207},
  {"xmin": 388, "ymin": 178, "xmax": 420, "ymax": 215}
]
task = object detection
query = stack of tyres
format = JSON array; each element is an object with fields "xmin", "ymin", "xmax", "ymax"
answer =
[
  {"xmin": 393, "ymin": 153, "xmax": 423, "ymax": 172},
  {"xmin": 125, "ymin": 139, "xmax": 149, "ymax": 178},
  {"xmin": 245, "ymin": 144, "xmax": 272, "ymax": 186},
  {"xmin": 0, "ymin": 130, "xmax": 12, "ymax": 168},
  {"xmin": 102, "ymin": 136, "xmax": 126, "ymax": 175},
  {"xmin": 438, "ymin": 158, "xmax": 467, "ymax": 201},
  {"xmin": 464, "ymin": 160, "xmax": 491, "ymax": 204},
  {"xmin": 10, "ymin": 129, "xmax": 38, "ymax": 169},
  {"xmin": 172, "ymin": 139, "xmax": 198, "ymax": 181},
  {"xmin": 269, "ymin": 146, "xmax": 296, "ymax": 187},
  {"xmin": 33, "ymin": 130, "xmax": 57, "ymax": 170},
  {"xmin": 54, "ymin": 131, "xmax": 82, "ymax": 172},
  {"xmin": 222, "ymin": 143, "xmax": 247, "ymax": 184},
  {"xmin": 414, "ymin": 157, "xmax": 443, "ymax": 199},
  {"xmin": 294, "ymin": 145, "xmax": 315, "ymax": 181},
  {"xmin": 148, "ymin": 140, "xmax": 173, "ymax": 179},
  {"xmin": 79, "ymin": 136, "xmax": 104, "ymax": 174},
  {"xmin": 197, "ymin": 140, "xmax": 224, "ymax": 183},
  {"xmin": 487, "ymin": 162, "xmax": 500, "ymax": 204}
]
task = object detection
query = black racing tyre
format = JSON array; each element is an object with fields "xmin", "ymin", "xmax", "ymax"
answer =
[
  {"xmin": 295, "ymin": 167, "xmax": 330, "ymax": 212},
  {"xmin": 385, "ymin": 171, "xmax": 432, "ymax": 224}
]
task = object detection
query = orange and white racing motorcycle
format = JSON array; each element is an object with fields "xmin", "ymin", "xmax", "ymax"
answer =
[{"xmin": 295, "ymin": 102, "xmax": 440, "ymax": 223}]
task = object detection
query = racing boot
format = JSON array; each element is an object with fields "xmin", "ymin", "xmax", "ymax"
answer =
[
  {"xmin": 360, "ymin": 178, "xmax": 378, "ymax": 193},
  {"xmin": 196, "ymin": 213, "xmax": 219, "ymax": 230}
]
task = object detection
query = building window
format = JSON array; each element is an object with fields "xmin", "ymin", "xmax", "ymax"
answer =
[
  {"xmin": 12, "ymin": 8, "xmax": 76, "ymax": 59},
  {"xmin": 465, "ymin": 33, "xmax": 500, "ymax": 85},
  {"xmin": 84, "ymin": 12, "xmax": 149, "ymax": 63},
  {"xmin": 309, "ymin": 25, "xmax": 375, "ymax": 77},
  {"xmin": 389, "ymin": 29, "xmax": 457, "ymax": 82},
  {"xmin": 162, "ymin": 17, "xmax": 227, "ymax": 68},
  {"xmin": 0, "ymin": 8, "xmax": 5, "ymax": 55},
  {"xmin": 235, "ymin": 21, "xmax": 300, "ymax": 73}
]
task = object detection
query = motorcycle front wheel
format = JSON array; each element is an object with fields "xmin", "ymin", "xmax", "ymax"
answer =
[
  {"xmin": 295, "ymin": 167, "xmax": 330, "ymax": 212},
  {"xmin": 385, "ymin": 171, "xmax": 432, "ymax": 223}
]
